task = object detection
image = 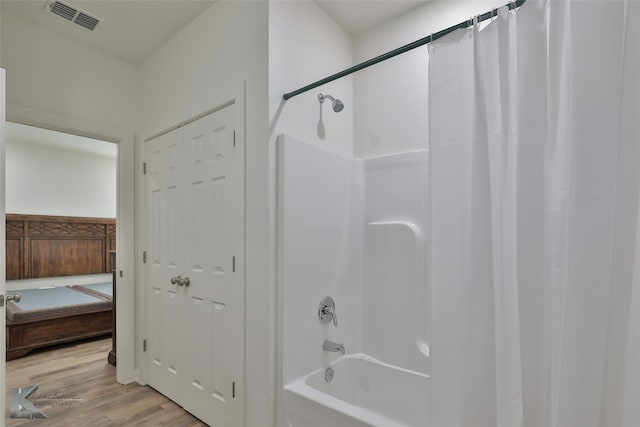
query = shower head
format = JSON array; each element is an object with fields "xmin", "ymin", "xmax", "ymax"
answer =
[
  {"xmin": 318, "ymin": 93, "xmax": 344, "ymax": 112},
  {"xmin": 332, "ymin": 98, "xmax": 344, "ymax": 112}
]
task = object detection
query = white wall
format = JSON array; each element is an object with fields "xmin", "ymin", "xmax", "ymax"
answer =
[
  {"xmin": 363, "ymin": 151, "xmax": 429, "ymax": 374},
  {"xmin": 139, "ymin": 2, "xmax": 271, "ymax": 426},
  {"xmin": 140, "ymin": 2, "xmax": 267, "ymax": 139},
  {"xmin": 277, "ymin": 138, "xmax": 431, "ymax": 426},
  {"xmin": 1, "ymin": 7, "xmax": 139, "ymax": 384},
  {"xmin": 269, "ymin": 0, "xmax": 354, "ymax": 158},
  {"xmin": 277, "ymin": 135, "xmax": 364, "ymax": 427},
  {"xmin": 278, "ymin": 141, "xmax": 429, "ymax": 377},
  {"xmin": 354, "ymin": 0, "xmax": 506, "ymax": 158},
  {"xmin": 278, "ymin": 135, "xmax": 363, "ymax": 383},
  {"xmin": 6, "ymin": 139, "xmax": 116, "ymax": 217},
  {"xmin": 270, "ymin": 5, "xmax": 354, "ymax": 425},
  {"xmin": 0, "ymin": 11, "xmax": 139, "ymax": 132}
]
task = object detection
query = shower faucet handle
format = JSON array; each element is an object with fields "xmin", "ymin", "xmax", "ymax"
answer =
[
  {"xmin": 324, "ymin": 306, "xmax": 338, "ymax": 327},
  {"xmin": 318, "ymin": 296, "xmax": 338, "ymax": 327}
]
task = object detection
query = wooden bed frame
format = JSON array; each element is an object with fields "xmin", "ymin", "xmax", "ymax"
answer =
[
  {"xmin": 6, "ymin": 214, "xmax": 116, "ymax": 280},
  {"xmin": 5, "ymin": 214, "xmax": 116, "ymax": 359},
  {"xmin": 6, "ymin": 291, "xmax": 112, "ymax": 360}
]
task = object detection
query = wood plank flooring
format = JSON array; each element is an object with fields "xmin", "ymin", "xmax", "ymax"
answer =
[{"xmin": 5, "ymin": 337, "xmax": 207, "ymax": 426}]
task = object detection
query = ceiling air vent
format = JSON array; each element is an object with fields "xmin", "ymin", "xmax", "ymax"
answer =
[
  {"xmin": 74, "ymin": 12, "xmax": 100, "ymax": 31},
  {"xmin": 49, "ymin": 0, "xmax": 76, "ymax": 21},
  {"xmin": 45, "ymin": 0, "xmax": 103, "ymax": 31}
]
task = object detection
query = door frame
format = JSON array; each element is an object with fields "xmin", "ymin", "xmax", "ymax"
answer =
[
  {"xmin": 1, "ymin": 68, "xmax": 6, "ymax": 425},
  {"xmin": 5, "ymin": 102, "xmax": 137, "ymax": 384},
  {"xmin": 139, "ymin": 84, "xmax": 246, "ymax": 421}
]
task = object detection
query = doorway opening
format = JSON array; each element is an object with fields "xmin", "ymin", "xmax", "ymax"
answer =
[{"xmin": 4, "ymin": 121, "xmax": 118, "ymax": 363}]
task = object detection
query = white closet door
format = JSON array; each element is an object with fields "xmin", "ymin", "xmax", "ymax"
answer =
[
  {"xmin": 144, "ymin": 127, "xmax": 188, "ymax": 405},
  {"xmin": 144, "ymin": 103, "xmax": 244, "ymax": 427}
]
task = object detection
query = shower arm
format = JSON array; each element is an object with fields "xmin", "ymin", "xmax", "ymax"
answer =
[{"xmin": 318, "ymin": 93, "xmax": 335, "ymax": 103}]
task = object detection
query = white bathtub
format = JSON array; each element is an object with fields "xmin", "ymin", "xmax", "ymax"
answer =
[{"xmin": 283, "ymin": 354, "xmax": 430, "ymax": 427}]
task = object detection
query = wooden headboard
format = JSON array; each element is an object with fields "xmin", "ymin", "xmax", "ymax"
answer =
[{"xmin": 6, "ymin": 214, "xmax": 116, "ymax": 280}]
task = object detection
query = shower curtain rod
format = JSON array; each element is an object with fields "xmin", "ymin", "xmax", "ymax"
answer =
[{"xmin": 282, "ymin": 0, "xmax": 526, "ymax": 101}]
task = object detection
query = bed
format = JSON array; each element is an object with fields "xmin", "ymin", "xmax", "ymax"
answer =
[
  {"xmin": 6, "ymin": 285, "xmax": 113, "ymax": 360},
  {"xmin": 5, "ymin": 214, "xmax": 116, "ymax": 360}
]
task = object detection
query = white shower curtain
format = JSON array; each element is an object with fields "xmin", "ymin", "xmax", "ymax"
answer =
[{"xmin": 428, "ymin": 1, "xmax": 640, "ymax": 426}]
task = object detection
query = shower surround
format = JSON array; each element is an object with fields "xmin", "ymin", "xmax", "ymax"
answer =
[{"xmin": 277, "ymin": 135, "xmax": 429, "ymax": 427}]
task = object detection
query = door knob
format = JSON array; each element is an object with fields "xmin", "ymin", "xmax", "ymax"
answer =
[
  {"xmin": 170, "ymin": 276, "xmax": 190, "ymax": 287},
  {"xmin": 0, "ymin": 292, "xmax": 21, "ymax": 307}
]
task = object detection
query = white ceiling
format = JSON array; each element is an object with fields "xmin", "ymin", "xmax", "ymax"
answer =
[
  {"xmin": 315, "ymin": 0, "xmax": 429, "ymax": 36},
  {"xmin": 6, "ymin": 122, "xmax": 118, "ymax": 159},
  {"xmin": 0, "ymin": 0, "xmax": 216, "ymax": 64},
  {"xmin": 1, "ymin": 0, "xmax": 429, "ymax": 64},
  {"xmin": 1, "ymin": 1, "xmax": 430, "ymax": 154}
]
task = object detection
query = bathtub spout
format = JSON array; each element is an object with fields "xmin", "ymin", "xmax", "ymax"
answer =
[{"xmin": 323, "ymin": 340, "xmax": 345, "ymax": 355}]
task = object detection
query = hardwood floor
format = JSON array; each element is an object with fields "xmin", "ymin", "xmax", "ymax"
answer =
[{"xmin": 5, "ymin": 337, "xmax": 207, "ymax": 426}]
